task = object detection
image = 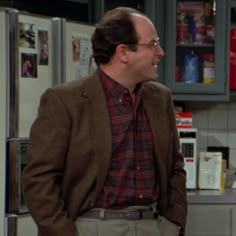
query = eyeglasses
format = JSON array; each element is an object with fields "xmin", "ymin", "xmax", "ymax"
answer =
[{"xmin": 126, "ymin": 38, "xmax": 161, "ymax": 50}]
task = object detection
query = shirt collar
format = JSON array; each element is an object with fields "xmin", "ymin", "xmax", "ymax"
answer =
[{"xmin": 98, "ymin": 68, "xmax": 143, "ymax": 100}]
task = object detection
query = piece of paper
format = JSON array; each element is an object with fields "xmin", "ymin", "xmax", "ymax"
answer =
[{"xmin": 198, "ymin": 152, "xmax": 222, "ymax": 189}]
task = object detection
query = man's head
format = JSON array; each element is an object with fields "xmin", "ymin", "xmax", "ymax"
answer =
[
  {"xmin": 92, "ymin": 7, "xmax": 142, "ymax": 65},
  {"xmin": 92, "ymin": 7, "xmax": 164, "ymax": 86}
]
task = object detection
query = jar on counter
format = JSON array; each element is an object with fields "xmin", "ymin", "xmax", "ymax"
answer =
[{"xmin": 203, "ymin": 54, "xmax": 215, "ymax": 84}]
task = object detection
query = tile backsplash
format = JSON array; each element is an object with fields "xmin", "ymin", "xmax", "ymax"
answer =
[{"xmin": 184, "ymin": 96, "xmax": 236, "ymax": 168}]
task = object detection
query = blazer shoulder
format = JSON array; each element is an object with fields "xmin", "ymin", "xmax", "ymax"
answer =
[
  {"xmin": 47, "ymin": 72, "xmax": 100, "ymax": 97},
  {"xmin": 52, "ymin": 75, "xmax": 90, "ymax": 93},
  {"xmin": 144, "ymin": 81, "xmax": 171, "ymax": 94}
]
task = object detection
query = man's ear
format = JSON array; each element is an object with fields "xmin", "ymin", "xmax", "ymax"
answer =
[{"xmin": 115, "ymin": 44, "xmax": 129, "ymax": 64}]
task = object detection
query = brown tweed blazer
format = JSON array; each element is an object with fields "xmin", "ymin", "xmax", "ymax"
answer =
[{"xmin": 22, "ymin": 71, "xmax": 187, "ymax": 236}]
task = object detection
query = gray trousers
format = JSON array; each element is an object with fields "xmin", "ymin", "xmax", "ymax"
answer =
[{"xmin": 75, "ymin": 215, "xmax": 179, "ymax": 236}]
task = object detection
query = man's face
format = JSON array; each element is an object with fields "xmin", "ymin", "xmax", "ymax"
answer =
[{"xmin": 128, "ymin": 15, "xmax": 165, "ymax": 84}]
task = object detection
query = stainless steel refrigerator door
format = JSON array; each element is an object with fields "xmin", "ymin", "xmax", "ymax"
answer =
[
  {"xmin": 0, "ymin": 9, "xmax": 8, "ymax": 236},
  {"xmin": 17, "ymin": 13, "xmax": 54, "ymax": 138},
  {"xmin": 7, "ymin": 11, "xmax": 55, "ymax": 139},
  {"xmin": 5, "ymin": 11, "xmax": 56, "ymax": 235},
  {"xmin": 63, "ymin": 19, "xmax": 96, "ymax": 82}
]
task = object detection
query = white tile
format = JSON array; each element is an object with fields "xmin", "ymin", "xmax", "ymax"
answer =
[
  {"xmin": 229, "ymin": 97, "xmax": 236, "ymax": 109},
  {"xmin": 207, "ymin": 130, "xmax": 228, "ymax": 146},
  {"xmin": 191, "ymin": 110, "xmax": 208, "ymax": 129},
  {"xmin": 197, "ymin": 129, "xmax": 208, "ymax": 149},
  {"xmin": 228, "ymin": 103, "xmax": 236, "ymax": 110},
  {"xmin": 229, "ymin": 149, "xmax": 236, "ymax": 168},
  {"xmin": 197, "ymin": 148, "xmax": 207, "ymax": 160},
  {"xmin": 207, "ymin": 102, "xmax": 229, "ymax": 110},
  {"xmin": 228, "ymin": 110, "xmax": 236, "ymax": 129},
  {"xmin": 185, "ymin": 101, "xmax": 209, "ymax": 110},
  {"xmin": 228, "ymin": 131, "xmax": 236, "ymax": 148},
  {"xmin": 208, "ymin": 109, "xmax": 228, "ymax": 129},
  {"xmin": 198, "ymin": 147, "xmax": 207, "ymax": 153}
]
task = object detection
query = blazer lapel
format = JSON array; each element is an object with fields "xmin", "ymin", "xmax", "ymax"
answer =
[
  {"xmin": 142, "ymin": 87, "xmax": 167, "ymax": 164},
  {"xmin": 83, "ymin": 72, "xmax": 112, "ymax": 196},
  {"xmin": 83, "ymin": 76, "xmax": 169, "ymax": 197}
]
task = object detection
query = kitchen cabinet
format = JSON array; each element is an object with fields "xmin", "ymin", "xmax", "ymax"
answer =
[
  {"xmin": 186, "ymin": 189, "xmax": 236, "ymax": 236},
  {"xmin": 230, "ymin": 1, "xmax": 236, "ymax": 95},
  {"xmin": 165, "ymin": 0, "xmax": 230, "ymax": 101},
  {"xmin": 185, "ymin": 204, "xmax": 236, "ymax": 236},
  {"xmin": 93, "ymin": 0, "xmax": 156, "ymax": 23}
]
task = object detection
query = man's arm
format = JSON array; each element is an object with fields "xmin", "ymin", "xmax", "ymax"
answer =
[
  {"xmin": 22, "ymin": 88, "xmax": 77, "ymax": 236},
  {"xmin": 165, "ymin": 90, "xmax": 187, "ymax": 231}
]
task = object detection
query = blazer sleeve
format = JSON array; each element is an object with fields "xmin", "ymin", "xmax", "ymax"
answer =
[
  {"xmin": 165, "ymin": 90, "xmax": 187, "ymax": 230},
  {"xmin": 22, "ymin": 88, "xmax": 77, "ymax": 236}
]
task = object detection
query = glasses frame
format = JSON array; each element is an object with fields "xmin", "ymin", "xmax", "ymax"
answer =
[{"xmin": 126, "ymin": 38, "xmax": 161, "ymax": 50}]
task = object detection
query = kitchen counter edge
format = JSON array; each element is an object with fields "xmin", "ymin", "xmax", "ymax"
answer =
[{"xmin": 187, "ymin": 189, "xmax": 236, "ymax": 204}]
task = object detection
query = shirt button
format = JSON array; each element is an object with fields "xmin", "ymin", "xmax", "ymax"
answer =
[
  {"xmin": 136, "ymin": 166, "xmax": 141, "ymax": 171},
  {"xmin": 118, "ymin": 98, "xmax": 122, "ymax": 103},
  {"xmin": 139, "ymin": 194, "xmax": 143, "ymax": 199}
]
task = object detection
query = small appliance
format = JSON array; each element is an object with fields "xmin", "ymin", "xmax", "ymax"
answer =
[{"xmin": 178, "ymin": 128, "xmax": 198, "ymax": 189}]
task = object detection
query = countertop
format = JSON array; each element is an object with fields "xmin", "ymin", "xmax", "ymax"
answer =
[{"xmin": 187, "ymin": 189, "xmax": 236, "ymax": 204}]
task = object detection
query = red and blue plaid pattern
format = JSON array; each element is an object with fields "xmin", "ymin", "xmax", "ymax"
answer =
[{"xmin": 96, "ymin": 69, "xmax": 159, "ymax": 208}]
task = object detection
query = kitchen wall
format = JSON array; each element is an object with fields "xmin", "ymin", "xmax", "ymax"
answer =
[{"xmin": 185, "ymin": 96, "xmax": 236, "ymax": 168}]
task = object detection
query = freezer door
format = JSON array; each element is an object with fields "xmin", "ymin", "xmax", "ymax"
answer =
[{"xmin": 63, "ymin": 19, "xmax": 96, "ymax": 82}]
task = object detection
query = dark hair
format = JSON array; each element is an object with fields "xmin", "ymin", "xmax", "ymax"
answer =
[{"xmin": 91, "ymin": 7, "xmax": 144, "ymax": 65}]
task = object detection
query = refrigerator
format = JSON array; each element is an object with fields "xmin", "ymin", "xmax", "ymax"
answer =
[
  {"xmin": 52, "ymin": 17, "xmax": 96, "ymax": 83},
  {"xmin": 0, "ymin": 9, "xmax": 8, "ymax": 236},
  {"xmin": 0, "ymin": 8, "xmax": 96, "ymax": 236}
]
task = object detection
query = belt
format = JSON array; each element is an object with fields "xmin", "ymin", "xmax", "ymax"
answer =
[{"xmin": 80, "ymin": 207, "xmax": 159, "ymax": 220}]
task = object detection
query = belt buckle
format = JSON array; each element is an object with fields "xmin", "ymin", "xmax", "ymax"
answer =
[{"xmin": 138, "ymin": 209, "xmax": 158, "ymax": 220}]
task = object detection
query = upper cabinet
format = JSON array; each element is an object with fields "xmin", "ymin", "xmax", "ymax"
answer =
[
  {"xmin": 94, "ymin": 0, "xmax": 156, "ymax": 24},
  {"xmin": 164, "ymin": 0, "xmax": 230, "ymax": 101},
  {"xmin": 230, "ymin": 1, "xmax": 236, "ymax": 93}
]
